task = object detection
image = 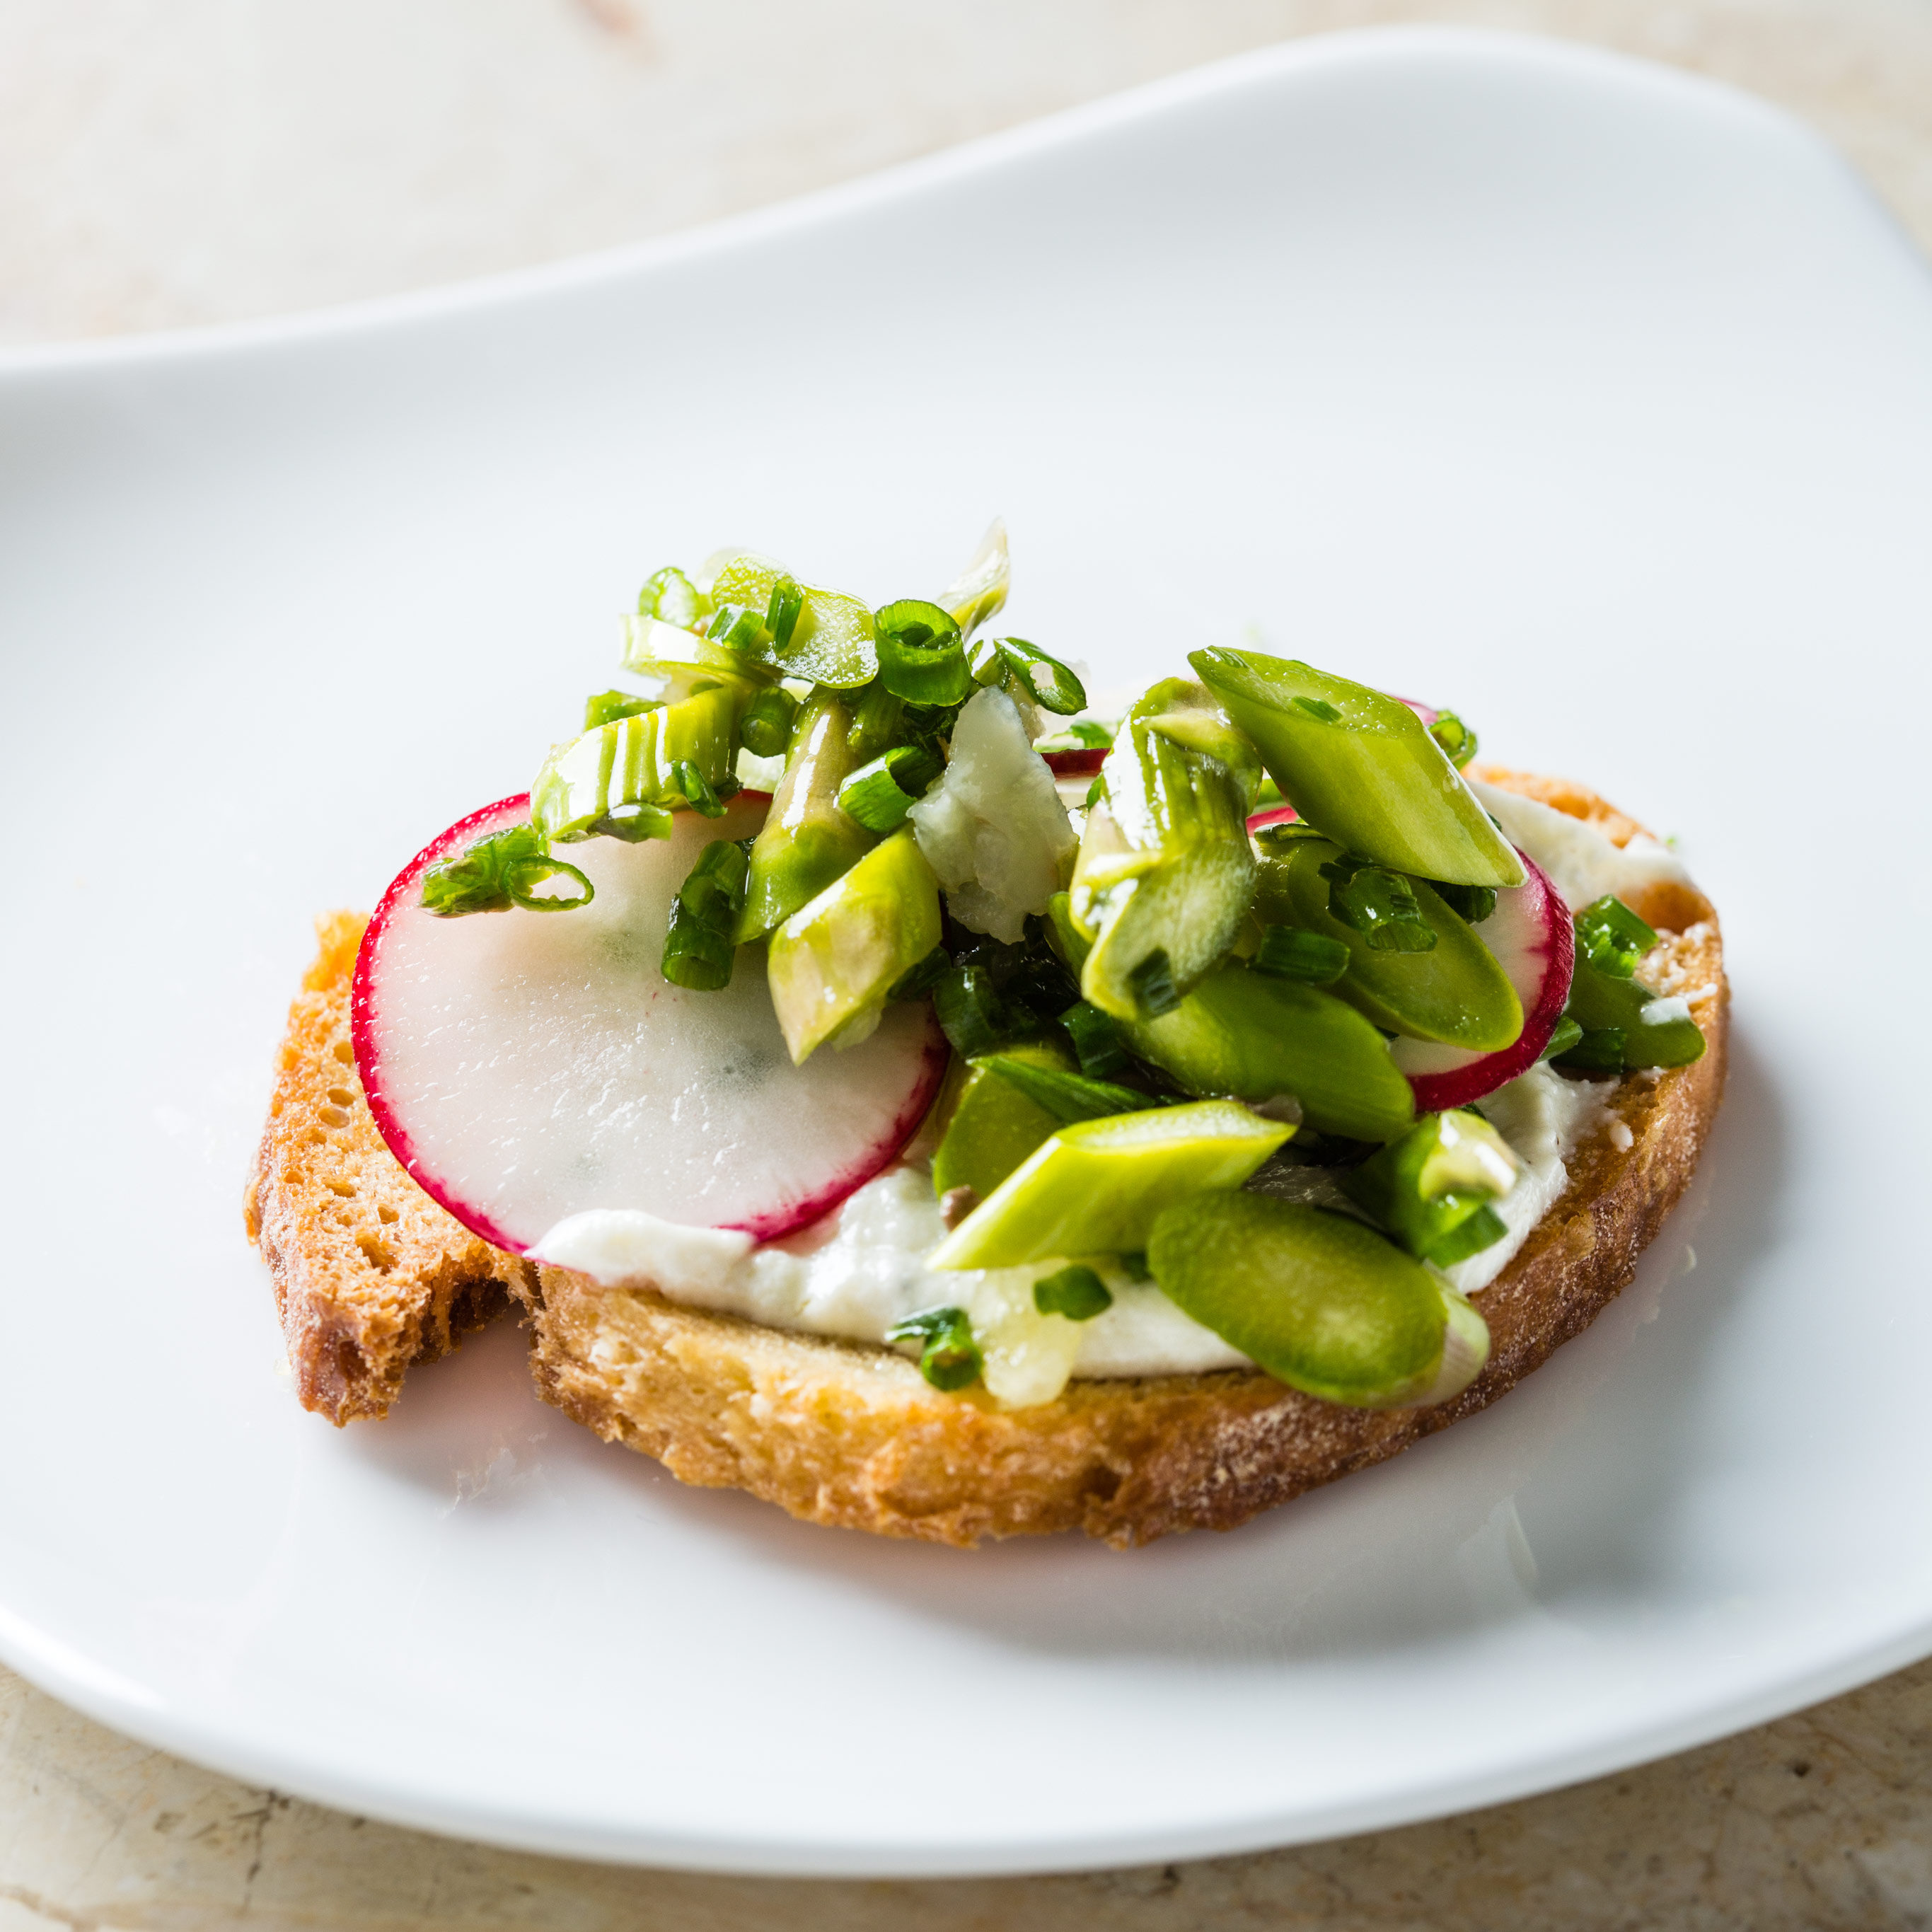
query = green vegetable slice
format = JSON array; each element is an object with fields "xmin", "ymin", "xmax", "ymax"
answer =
[
  {"xmin": 886, "ymin": 1307, "xmax": 983, "ymax": 1391},
  {"xmin": 1147, "ymin": 1194, "xmax": 1490, "ymax": 1408},
  {"xmin": 1125, "ymin": 963, "xmax": 1416, "ymax": 1145},
  {"xmin": 1276, "ymin": 839, "xmax": 1523, "ymax": 1051},
  {"xmin": 420, "ymin": 822, "xmax": 594, "ymax": 917},
  {"xmin": 1340, "ymin": 1110, "xmax": 1519, "ymax": 1267},
  {"xmin": 1070, "ymin": 678, "xmax": 1259, "ymax": 1022},
  {"xmin": 837, "ymin": 745, "xmax": 942, "ymax": 833},
  {"xmin": 932, "ymin": 1039, "xmax": 1073, "ymax": 1203},
  {"xmin": 1190, "ymin": 647, "xmax": 1523, "ymax": 888},
  {"xmin": 531, "ymin": 683, "xmax": 741, "ymax": 844},
  {"xmin": 766, "ymin": 827, "xmax": 943, "ymax": 1063},
  {"xmin": 736, "ymin": 691, "xmax": 876, "ymax": 942},
  {"xmin": 929, "ymin": 1099, "xmax": 1290, "ymax": 1271},
  {"xmin": 1033, "ymin": 1265, "xmax": 1113, "ymax": 1321}
]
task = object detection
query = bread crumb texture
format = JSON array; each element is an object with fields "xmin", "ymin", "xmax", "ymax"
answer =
[
  {"xmin": 244, "ymin": 911, "xmax": 535, "ymax": 1424},
  {"xmin": 248, "ymin": 776, "xmax": 1726, "ymax": 1542}
]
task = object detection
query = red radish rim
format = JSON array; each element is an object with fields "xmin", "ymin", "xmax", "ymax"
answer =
[
  {"xmin": 724, "ymin": 1022, "xmax": 951, "ymax": 1244},
  {"xmin": 1401, "ymin": 847, "xmax": 1575, "ymax": 1113},
  {"xmin": 1042, "ymin": 746, "xmax": 1108, "ymax": 777},
  {"xmin": 1246, "ymin": 804, "xmax": 1300, "ymax": 834},
  {"xmin": 349, "ymin": 789, "xmax": 946, "ymax": 1259}
]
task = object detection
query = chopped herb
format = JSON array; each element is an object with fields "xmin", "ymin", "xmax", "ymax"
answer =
[
  {"xmin": 638, "ymin": 565, "xmax": 704, "ymax": 629},
  {"xmin": 1428, "ymin": 710, "xmax": 1479, "ymax": 767},
  {"xmin": 1033, "ymin": 1265, "xmax": 1113, "ymax": 1321},
  {"xmin": 845, "ymin": 679, "xmax": 908, "ymax": 761},
  {"xmin": 886, "ymin": 1306, "xmax": 982, "ymax": 1390},
  {"xmin": 1320, "ymin": 854, "xmax": 1438, "ymax": 954},
  {"xmin": 1251, "ymin": 925, "xmax": 1350, "ymax": 985},
  {"xmin": 1431, "ymin": 881, "xmax": 1498, "ymax": 924},
  {"xmin": 661, "ymin": 839, "xmax": 751, "ymax": 990},
  {"xmin": 837, "ymin": 744, "xmax": 942, "ymax": 833},
  {"xmin": 874, "ymin": 599, "xmax": 971, "ymax": 706},
  {"xmin": 1127, "ymin": 947, "xmax": 1182, "ymax": 1017},
  {"xmin": 1575, "ymin": 895, "xmax": 1658, "ymax": 979},
  {"xmin": 1036, "ymin": 719, "xmax": 1114, "ymax": 753},
  {"xmin": 1059, "ymin": 1000, "xmax": 1129, "ymax": 1077},
  {"xmin": 739, "ymin": 685, "xmax": 799, "ymax": 760},
  {"xmin": 420, "ymin": 821, "xmax": 595, "ymax": 917},
  {"xmin": 704, "ymin": 603, "xmax": 768, "ymax": 654},
  {"xmin": 1084, "ymin": 773, "xmax": 1106, "ymax": 809}
]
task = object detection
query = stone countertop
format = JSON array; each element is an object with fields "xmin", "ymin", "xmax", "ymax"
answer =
[{"xmin": 4, "ymin": 2, "xmax": 1931, "ymax": 1924}]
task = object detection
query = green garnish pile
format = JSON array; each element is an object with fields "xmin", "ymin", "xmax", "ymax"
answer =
[{"xmin": 417, "ymin": 528, "xmax": 1706, "ymax": 1412}]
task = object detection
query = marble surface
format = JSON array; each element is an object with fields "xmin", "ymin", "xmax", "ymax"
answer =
[{"xmin": 5, "ymin": 1, "xmax": 1932, "ymax": 1924}]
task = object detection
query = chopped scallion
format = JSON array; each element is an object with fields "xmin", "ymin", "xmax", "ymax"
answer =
[
  {"xmin": 420, "ymin": 822, "xmax": 595, "ymax": 917},
  {"xmin": 845, "ymin": 680, "xmax": 908, "ymax": 762},
  {"xmin": 1431, "ymin": 881, "xmax": 1498, "ymax": 924},
  {"xmin": 933, "ymin": 965, "xmax": 1021, "ymax": 1059},
  {"xmin": 739, "ymin": 685, "xmax": 799, "ymax": 760},
  {"xmin": 1126, "ymin": 948, "xmax": 1182, "ymax": 1017},
  {"xmin": 889, "ymin": 946, "xmax": 951, "ymax": 1002},
  {"xmin": 765, "ymin": 574, "xmax": 804, "ymax": 653},
  {"xmin": 704, "ymin": 603, "xmax": 768, "ymax": 655},
  {"xmin": 1251, "ymin": 925, "xmax": 1350, "ymax": 985},
  {"xmin": 837, "ymin": 745, "xmax": 942, "ymax": 833},
  {"xmin": 1059, "ymin": 1000, "xmax": 1128, "ymax": 1077},
  {"xmin": 1033, "ymin": 1264, "xmax": 1113, "ymax": 1321},
  {"xmin": 661, "ymin": 839, "xmax": 751, "ymax": 990},
  {"xmin": 874, "ymin": 599, "xmax": 971, "ymax": 706},
  {"xmin": 970, "ymin": 636, "xmax": 1087, "ymax": 715},
  {"xmin": 1574, "ymin": 895, "xmax": 1658, "ymax": 979},
  {"xmin": 1428, "ymin": 710, "xmax": 1479, "ymax": 768},
  {"xmin": 638, "ymin": 565, "xmax": 704, "ymax": 629},
  {"xmin": 885, "ymin": 1306, "xmax": 982, "ymax": 1391},
  {"xmin": 671, "ymin": 759, "xmax": 729, "ymax": 817},
  {"xmin": 1319, "ymin": 855, "xmax": 1438, "ymax": 954}
]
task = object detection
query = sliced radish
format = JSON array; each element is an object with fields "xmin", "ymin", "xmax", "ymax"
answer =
[
  {"xmin": 1247, "ymin": 804, "xmax": 1300, "ymax": 835},
  {"xmin": 1387, "ymin": 848, "xmax": 1575, "ymax": 1111},
  {"xmin": 1041, "ymin": 746, "xmax": 1108, "ymax": 778},
  {"xmin": 352, "ymin": 794, "xmax": 949, "ymax": 1251}
]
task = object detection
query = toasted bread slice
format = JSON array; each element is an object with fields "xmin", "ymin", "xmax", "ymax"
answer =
[
  {"xmin": 248, "ymin": 775, "xmax": 1725, "ymax": 1543},
  {"xmin": 245, "ymin": 911, "xmax": 536, "ymax": 1425}
]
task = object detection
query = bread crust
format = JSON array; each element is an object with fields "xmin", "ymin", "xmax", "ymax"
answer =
[
  {"xmin": 245, "ymin": 912, "xmax": 536, "ymax": 1424},
  {"xmin": 248, "ymin": 775, "xmax": 1726, "ymax": 1544}
]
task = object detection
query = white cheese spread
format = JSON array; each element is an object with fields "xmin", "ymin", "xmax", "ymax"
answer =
[{"xmin": 531, "ymin": 791, "xmax": 1686, "ymax": 1404}]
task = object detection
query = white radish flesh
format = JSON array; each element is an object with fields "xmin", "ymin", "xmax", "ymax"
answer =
[{"xmin": 353, "ymin": 794, "xmax": 948, "ymax": 1251}]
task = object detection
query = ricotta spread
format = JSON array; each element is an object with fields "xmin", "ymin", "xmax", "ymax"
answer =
[{"xmin": 532, "ymin": 787, "xmax": 1687, "ymax": 1401}]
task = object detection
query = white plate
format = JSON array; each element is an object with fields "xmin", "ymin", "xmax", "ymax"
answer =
[{"xmin": 3, "ymin": 26, "xmax": 1930, "ymax": 1877}]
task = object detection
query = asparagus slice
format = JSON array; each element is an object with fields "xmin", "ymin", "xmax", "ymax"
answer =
[
  {"xmin": 736, "ymin": 690, "xmax": 876, "ymax": 942},
  {"xmin": 928, "ymin": 1099, "xmax": 1288, "ymax": 1271},
  {"xmin": 1068, "ymin": 678, "xmax": 1261, "ymax": 1022},
  {"xmin": 1191, "ymin": 647, "xmax": 1524, "ymax": 888},
  {"xmin": 766, "ymin": 827, "xmax": 943, "ymax": 1063},
  {"xmin": 531, "ymin": 683, "xmax": 740, "ymax": 844}
]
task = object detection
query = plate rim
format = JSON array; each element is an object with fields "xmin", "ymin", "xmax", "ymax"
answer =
[{"xmin": 2, "ymin": 23, "xmax": 1924, "ymax": 1877}]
